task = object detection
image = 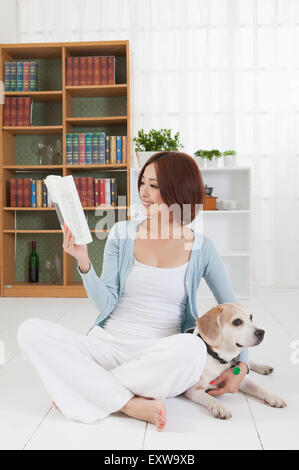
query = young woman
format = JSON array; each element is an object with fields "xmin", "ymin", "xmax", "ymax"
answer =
[{"xmin": 18, "ymin": 152, "xmax": 249, "ymax": 432}]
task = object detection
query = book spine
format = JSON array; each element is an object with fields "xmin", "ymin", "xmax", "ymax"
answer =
[
  {"xmin": 80, "ymin": 177, "xmax": 88, "ymax": 207},
  {"xmin": 10, "ymin": 62, "xmax": 17, "ymax": 91},
  {"xmin": 85, "ymin": 132, "xmax": 92, "ymax": 164},
  {"xmin": 17, "ymin": 62, "xmax": 23, "ymax": 91},
  {"xmin": 66, "ymin": 57, "xmax": 73, "ymax": 86},
  {"xmin": 23, "ymin": 97, "xmax": 32, "ymax": 126},
  {"xmin": 29, "ymin": 62, "xmax": 38, "ymax": 91},
  {"xmin": 11, "ymin": 97, "xmax": 17, "ymax": 126},
  {"xmin": 3, "ymin": 97, "xmax": 11, "ymax": 126},
  {"xmin": 99, "ymin": 178, "xmax": 106, "ymax": 205},
  {"xmin": 86, "ymin": 56, "xmax": 94, "ymax": 85},
  {"xmin": 105, "ymin": 136, "xmax": 111, "ymax": 164},
  {"xmin": 42, "ymin": 182, "xmax": 48, "ymax": 207},
  {"xmin": 110, "ymin": 136, "xmax": 116, "ymax": 164},
  {"xmin": 98, "ymin": 132, "xmax": 106, "ymax": 164},
  {"xmin": 93, "ymin": 56, "xmax": 100, "ymax": 85},
  {"xmin": 91, "ymin": 133, "xmax": 99, "ymax": 164},
  {"xmin": 105, "ymin": 178, "xmax": 111, "ymax": 206},
  {"xmin": 16, "ymin": 178, "xmax": 24, "ymax": 207},
  {"xmin": 79, "ymin": 56, "xmax": 87, "ymax": 86},
  {"xmin": 24, "ymin": 178, "xmax": 31, "ymax": 207},
  {"xmin": 66, "ymin": 133, "xmax": 73, "ymax": 165},
  {"xmin": 74, "ymin": 177, "xmax": 81, "ymax": 203},
  {"xmin": 86, "ymin": 176, "xmax": 94, "ymax": 207},
  {"xmin": 72, "ymin": 133, "xmax": 79, "ymax": 164},
  {"xmin": 30, "ymin": 179, "xmax": 37, "ymax": 207},
  {"xmin": 110, "ymin": 178, "xmax": 117, "ymax": 207},
  {"xmin": 116, "ymin": 136, "xmax": 122, "ymax": 163},
  {"xmin": 36, "ymin": 180, "xmax": 42, "ymax": 207},
  {"xmin": 23, "ymin": 62, "xmax": 30, "ymax": 91},
  {"xmin": 94, "ymin": 178, "xmax": 100, "ymax": 206},
  {"xmin": 10, "ymin": 178, "xmax": 17, "ymax": 207},
  {"xmin": 122, "ymin": 136, "xmax": 127, "ymax": 164},
  {"xmin": 4, "ymin": 62, "xmax": 11, "ymax": 91},
  {"xmin": 107, "ymin": 56, "xmax": 115, "ymax": 85},
  {"xmin": 72, "ymin": 57, "xmax": 80, "ymax": 86},
  {"xmin": 17, "ymin": 97, "xmax": 24, "ymax": 126},
  {"xmin": 100, "ymin": 56, "xmax": 107, "ymax": 85},
  {"xmin": 78, "ymin": 133, "xmax": 86, "ymax": 165}
]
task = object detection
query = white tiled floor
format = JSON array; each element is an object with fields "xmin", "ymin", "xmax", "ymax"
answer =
[{"xmin": 0, "ymin": 291, "xmax": 298, "ymax": 450}]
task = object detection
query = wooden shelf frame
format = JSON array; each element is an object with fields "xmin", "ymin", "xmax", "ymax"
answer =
[{"xmin": 0, "ymin": 40, "xmax": 131, "ymax": 297}]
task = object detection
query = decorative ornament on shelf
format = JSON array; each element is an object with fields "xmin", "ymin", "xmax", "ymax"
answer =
[{"xmin": 133, "ymin": 128, "xmax": 184, "ymax": 168}]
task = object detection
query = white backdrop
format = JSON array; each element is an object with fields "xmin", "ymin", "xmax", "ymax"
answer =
[{"xmin": 16, "ymin": 0, "xmax": 299, "ymax": 288}]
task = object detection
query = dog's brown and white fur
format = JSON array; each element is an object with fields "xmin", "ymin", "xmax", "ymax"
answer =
[{"xmin": 184, "ymin": 303, "xmax": 287, "ymax": 419}]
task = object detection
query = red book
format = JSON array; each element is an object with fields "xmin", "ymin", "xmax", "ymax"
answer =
[
  {"xmin": 107, "ymin": 56, "xmax": 115, "ymax": 85},
  {"xmin": 74, "ymin": 177, "xmax": 81, "ymax": 201},
  {"xmin": 99, "ymin": 178, "xmax": 106, "ymax": 205},
  {"xmin": 86, "ymin": 177, "xmax": 94, "ymax": 207},
  {"xmin": 80, "ymin": 177, "xmax": 88, "ymax": 207},
  {"xmin": 23, "ymin": 62, "xmax": 30, "ymax": 91},
  {"xmin": 23, "ymin": 178, "xmax": 31, "ymax": 207},
  {"xmin": 94, "ymin": 178, "xmax": 100, "ymax": 206},
  {"xmin": 72, "ymin": 57, "xmax": 80, "ymax": 86},
  {"xmin": 93, "ymin": 56, "xmax": 100, "ymax": 85},
  {"xmin": 86, "ymin": 56, "xmax": 94, "ymax": 85},
  {"xmin": 11, "ymin": 97, "xmax": 17, "ymax": 126},
  {"xmin": 17, "ymin": 97, "xmax": 24, "ymax": 126},
  {"xmin": 16, "ymin": 178, "xmax": 24, "ymax": 207},
  {"xmin": 10, "ymin": 178, "xmax": 17, "ymax": 206},
  {"xmin": 79, "ymin": 56, "xmax": 87, "ymax": 86},
  {"xmin": 3, "ymin": 97, "xmax": 11, "ymax": 126},
  {"xmin": 100, "ymin": 57, "xmax": 107, "ymax": 85},
  {"xmin": 66, "ymin": 57, "xmax": 73, "ymax": 86},
  {"xmin": 23, "ymin": 97, "xmax": 32, "ymax": 126}
]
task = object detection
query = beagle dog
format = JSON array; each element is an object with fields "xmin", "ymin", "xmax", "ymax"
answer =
[{"xmin": 184, "ymin": 303, "xmax": 287, "ymax": 419}]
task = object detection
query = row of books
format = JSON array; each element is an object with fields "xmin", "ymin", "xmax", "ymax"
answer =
[
  {"xmin": 66, "ymin": 56, "xmax": 115, "ymax": 86},
  {"xmin": 66, "ymin": 134, "xmax": 127, "ymax": 165},
  {"xmin": 3, "ymin": 97, "xmax": 33, "ymax": 126},
  {"xmin": 10, "ymin": 177, "xmax": 119, "ymax": 208},
  {"xmin": 4, "ymin": 61, "xmax": 38, "ymax": 92}
]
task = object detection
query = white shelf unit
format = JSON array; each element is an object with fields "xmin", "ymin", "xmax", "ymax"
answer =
[{"xmin": 130, "ymin": 166, "xmax": 252, "ymax": 299}]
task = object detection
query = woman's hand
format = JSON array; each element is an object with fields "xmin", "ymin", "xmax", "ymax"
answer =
[
  {"xmin": 62, "ymin": 223, "xmax": 89, "ymax": 267},
  {"xmin": 207, "ymin": 362, "xmax": 248, "ymax": 396}
]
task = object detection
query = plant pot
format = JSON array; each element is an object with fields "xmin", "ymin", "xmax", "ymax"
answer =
[
  {"xmin": 194, "ymin": 156, "xmax": 206, "ymax": 168},
  {"xmin": 136, "ymin": 151, "xmax": 157, "ymax": 169},
  {"xmin": 223, "ymin": 155, "xmax": 236, "ymax": 167},
  {"xmin": 206, "ymin": 157, "xmax": 219, "ymax": 168}
]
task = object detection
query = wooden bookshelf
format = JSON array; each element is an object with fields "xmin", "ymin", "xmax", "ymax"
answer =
[{"xmin": 0, "ymin": 40, "xmax": 131, "ymax": 297}]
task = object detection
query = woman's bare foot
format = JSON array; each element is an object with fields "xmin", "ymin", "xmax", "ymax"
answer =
[{"xmin": 121, "ymin": 396, "xmax": 167, "ymax": 431}]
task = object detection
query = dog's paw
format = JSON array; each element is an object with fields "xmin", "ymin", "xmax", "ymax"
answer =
[
  {"xmin": 257, "ymin": 364, "xmax": 274, "ymax": 375},
  {"xmin": 210, "ymin": 404, "xmax": 232, "ymax": 420},
  {"xmin": 263, "ymin": 394, "xmax": 287, "ymax": 408}
]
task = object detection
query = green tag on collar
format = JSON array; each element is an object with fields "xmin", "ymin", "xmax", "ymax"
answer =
[{"xmin": 233, "ymin": 366, "xmax": 241, "ymax": 375}]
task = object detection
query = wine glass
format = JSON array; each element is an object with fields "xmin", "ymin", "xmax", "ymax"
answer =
[{"xmin": 31, "ymin": 138, "xmax": 47, "ymax": 165}]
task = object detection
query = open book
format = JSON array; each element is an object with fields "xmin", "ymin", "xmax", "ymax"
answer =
[{"xmin": 44, "ymin": 175, "xmax": 93, "ymax": 245}]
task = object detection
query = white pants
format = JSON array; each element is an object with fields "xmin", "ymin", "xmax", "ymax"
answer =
[{"xmin": 17, "ymin": 318, "xmax": 207, "ymax": 424}]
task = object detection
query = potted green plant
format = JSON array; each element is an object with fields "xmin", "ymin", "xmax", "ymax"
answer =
[
  {"xmin": 133, "ymin": 128, "xmax": 184, "ymax": 168},
  {"xmin": 194, "ymin": 149, "xmax": 222, "ymax": 168},
  {"xmin": 222, "ymin": 150, "xmax": 236, "ymax": 167}
]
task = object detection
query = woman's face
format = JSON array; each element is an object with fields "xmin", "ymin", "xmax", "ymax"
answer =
[{"xmin": 139, "ymin": 163, "xmax": 165, "ymax": 217}]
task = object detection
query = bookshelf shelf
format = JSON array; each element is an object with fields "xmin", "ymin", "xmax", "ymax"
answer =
[
  {"xmin": 5, "ymin": 91, "xmax": 63, "ymax": 102},
  {"xmin": 66, "ymin": 117, "xmax": 127, "ymax": 127},
  {"xmin": 66, "ymin": 85, "xmax": 127, "ymax": 97},
  {"xmin": 0, "ymin": 40, "xmax": 131, "ymax": 297},
  {"xmin": 3, "ymin": 125, "xmax": 63, "ymax": 135}
]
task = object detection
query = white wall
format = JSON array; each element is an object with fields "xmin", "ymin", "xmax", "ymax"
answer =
[{"xmin": 0, "ymin": 0, "xmax": 17, "ymax": 43}]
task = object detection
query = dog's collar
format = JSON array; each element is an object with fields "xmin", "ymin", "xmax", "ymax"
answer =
[{"xmin": 185, "ymin": 328, "xmax": 239, "ymax": 366}]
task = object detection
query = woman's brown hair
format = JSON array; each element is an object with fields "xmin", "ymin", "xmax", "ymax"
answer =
[{"xmin": 137, "ymin": 151, "xmax": 205, "ymax": 225}]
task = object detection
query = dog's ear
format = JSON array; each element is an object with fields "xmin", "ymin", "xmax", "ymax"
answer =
[{"xmin": 196, "ymin": 305, "xmax": 223, "ymax": 347}]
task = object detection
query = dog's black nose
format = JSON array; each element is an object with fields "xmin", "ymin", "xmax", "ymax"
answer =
[{"xmin": 255, "ymin": 329, "xmax": 265, "ymax": 341}]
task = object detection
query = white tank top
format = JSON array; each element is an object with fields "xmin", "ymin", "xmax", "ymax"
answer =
[{"xmin": 104, "ymin": 256, "xmax": 189, "ymax": 340}]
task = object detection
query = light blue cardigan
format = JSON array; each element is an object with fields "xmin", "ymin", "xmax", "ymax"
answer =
[{"xmin": 77, "ymin": 218, "xmax": 249, "ymax": 368}]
